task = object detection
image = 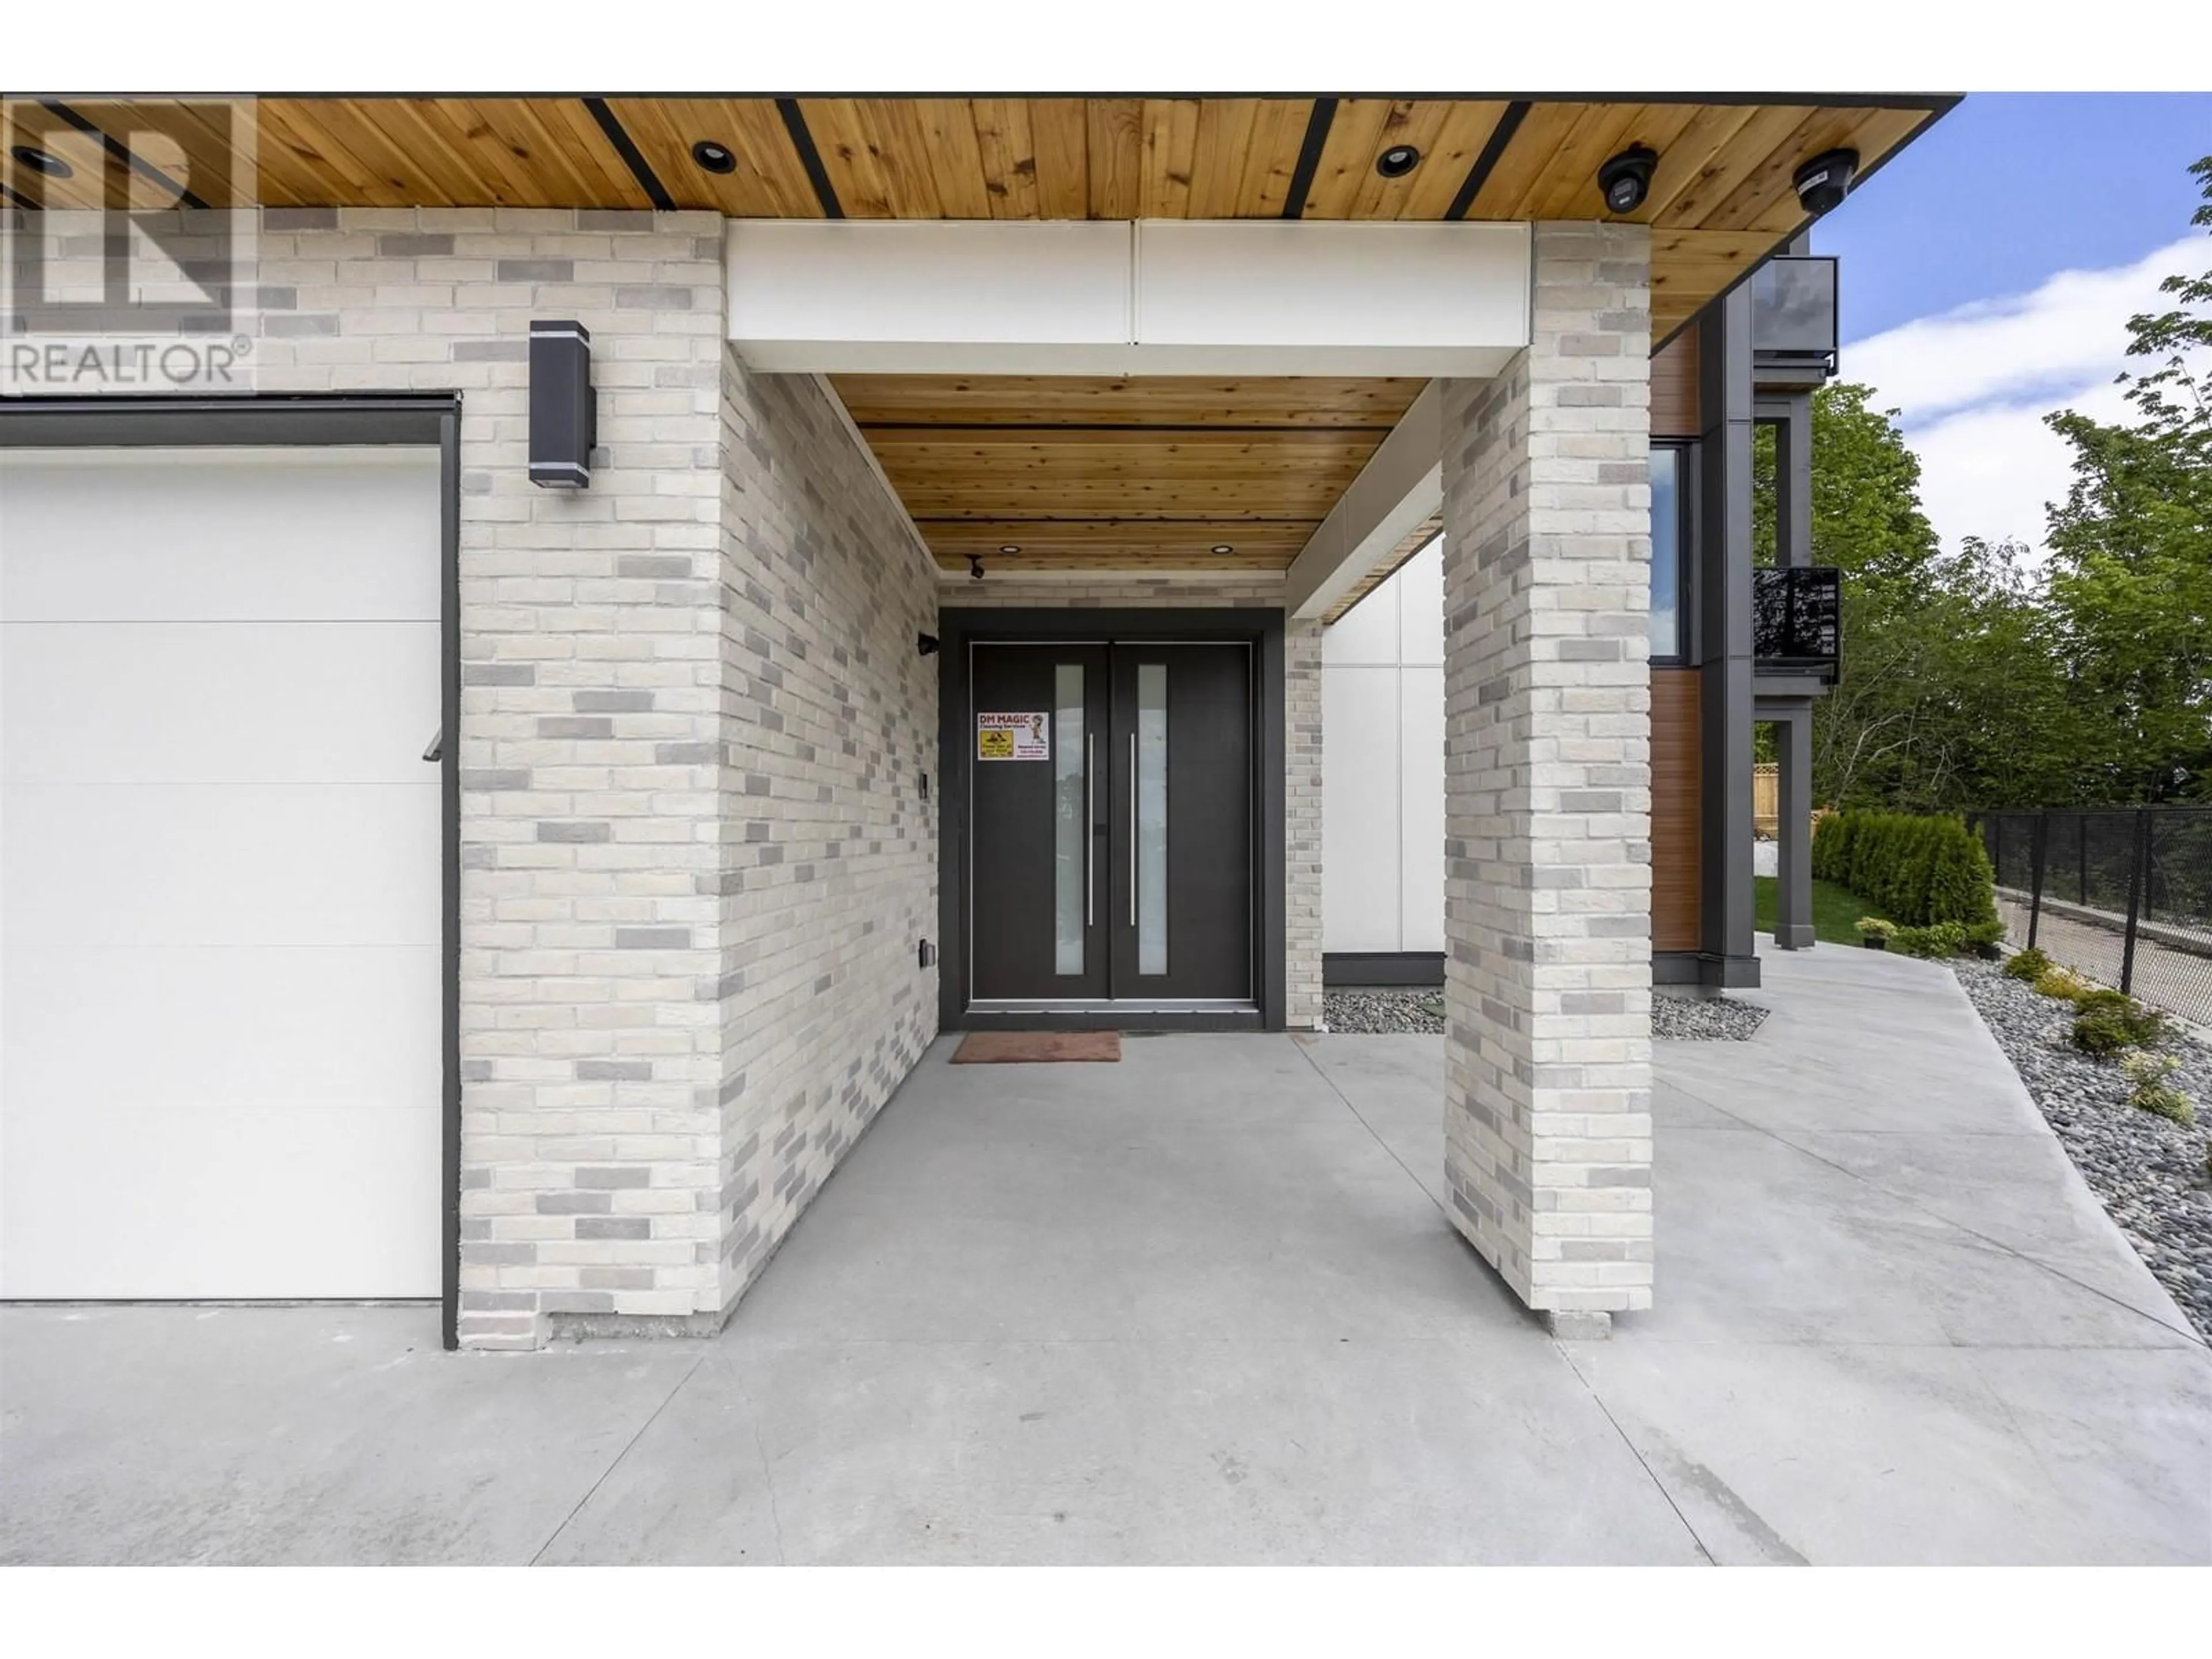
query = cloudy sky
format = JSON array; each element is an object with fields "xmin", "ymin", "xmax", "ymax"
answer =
[{"xmin": 1818, "ymin": 93, "xmax": 2211, "ymax": 556}]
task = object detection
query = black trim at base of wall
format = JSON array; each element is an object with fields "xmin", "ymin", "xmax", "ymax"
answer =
[
  {"xmin": 960, "ymin": 1009, "xmax": 1264, "ymax": 1034},
  {"xmin": 1654, "ymin": 949, "xmax": 1763, "ymax": 990},
  {"xmin": 1324, "ymin": 951, "xmax": 1444, "ymax": 987}
]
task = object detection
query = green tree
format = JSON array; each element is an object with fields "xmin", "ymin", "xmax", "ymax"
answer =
[
  {"xmin": 2040, "ymin": 153, "xmax": 2212, "ymax": 802},
  {"xmin": 1780, "ymin": 381, "xmax": 1992, "ymax": 808},
  {"xmin": 1796, "ymin": 155, "xmax": 2211, "ymax": 813}
]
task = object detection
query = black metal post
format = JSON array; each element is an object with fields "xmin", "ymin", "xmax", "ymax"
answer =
[
  {"xmin": 2120, "ymin": 808, "xmax": 2149, "ymax": 995},
  {"xmin": 2028, "ymin": 813, "xmax": 2046, "ymax": 950}
]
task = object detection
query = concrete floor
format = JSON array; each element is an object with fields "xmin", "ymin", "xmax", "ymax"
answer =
[{"xmin": 4, "ymin": 945, "xmax": 2207, "ymax": 1565}]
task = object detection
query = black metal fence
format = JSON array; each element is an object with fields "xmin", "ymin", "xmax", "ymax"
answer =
[{"xmin": 1974, "ymin": 806, "xmax": 2212, "ymax": 1028}]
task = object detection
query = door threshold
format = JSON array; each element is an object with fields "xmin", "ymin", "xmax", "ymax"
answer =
[
  {"xmin": 959, "ymin": 999, "xmax": 1264, "ymax": 1033},
  {"xmin": 968, "ymin": 998, "xmax": 1256, "ymax": 1015}
]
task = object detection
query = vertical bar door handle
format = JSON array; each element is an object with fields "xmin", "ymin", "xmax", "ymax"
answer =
[
  {"xmin": 421, "ymin": 726, "xmax": 444, "ymax": 763},
  {"xmin": 1128, "ymin": 732, "xmax": 1138, "ymax": 927},
  {"xmin": 1085, "ymin": 733, "xmax": 1094, "ymax": 927}
]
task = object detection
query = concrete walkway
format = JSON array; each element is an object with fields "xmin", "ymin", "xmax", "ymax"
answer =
[{"xmin": 4, "ymin": 946, "xmax": 2207, "ymax": 1564}]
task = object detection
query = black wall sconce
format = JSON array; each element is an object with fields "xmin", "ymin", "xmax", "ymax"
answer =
[
  {"xmin": 916, "ymin": 631, "xmax": 941, "ymax": 657},
  {"xmin": 529, "ymin": 319, "xmax": 595, "ymax": 489}
]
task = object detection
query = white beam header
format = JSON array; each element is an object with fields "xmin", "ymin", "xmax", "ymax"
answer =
[
  {"xmin": 727, "ymin": 219, "xmax": 1531, "ymax": 376},
  {"xmin": 1286, "ymin": 382, "xmax": 1444, "ymax": 622}
]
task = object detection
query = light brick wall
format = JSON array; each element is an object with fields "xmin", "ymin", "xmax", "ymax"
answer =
[
  {"xmin": 26, "ymin": 206, "xmax": 941, "ymax": 1346},
  {"xmin": 713, "ymin": 358, "xmax": 940, "ymax": 1310},
  {"xmin": 244, "ymin": 206, "xmax": 743, "ymax": 1347},
  {"xmin": 945, "ymin": 573, "xmax": 1322, "ymax": 1028},
  {"xmin": 1438, "ymin": 222, "xmax": 1654, "ymax": 1330}
]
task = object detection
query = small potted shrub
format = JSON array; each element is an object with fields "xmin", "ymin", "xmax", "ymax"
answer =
[
  {"xmin": 1964, "ymin": 919, "xmax": 2006, "ymax": 961},
  {"xmin": 1893, "ymin": 921, "xmax": 1968, "ymax": 958},
  {"xmin": 1855, "ymin": 917, "xmax": 1896, "ymax": 950}
]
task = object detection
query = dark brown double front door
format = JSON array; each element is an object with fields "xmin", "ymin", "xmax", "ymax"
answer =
[{"xmin": 968, "ymin": 640, "xmax": 1253, "ymax": 1006}]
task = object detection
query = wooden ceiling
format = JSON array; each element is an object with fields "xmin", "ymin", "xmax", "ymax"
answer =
[
  {"xmin": 2, "ymin": 94, "xmax": 1952, "ymax": 578},
  {"xmin": 4, "ymin": 94, "xmax": 1952, "ymax": 340},
  {"xmin": 834, "ymin": 375, "xmax": 1424, "ymax": 575}
]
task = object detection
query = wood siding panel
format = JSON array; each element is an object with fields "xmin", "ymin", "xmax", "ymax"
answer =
[
  {"xmin": 1652, "ymin": 670, "xmax": 1703, "ymax": 953},
  {"xmin": 1652, "ymin": 325, "xmax": 1700, "ymax": 440}
]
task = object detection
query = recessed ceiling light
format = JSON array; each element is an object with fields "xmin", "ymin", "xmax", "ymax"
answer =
[
  {"xmin": 10, "ymin": 145, "xmax": 73, "ymax": 180},
  {"xmin": 691, "ymin": 140, "xmax": 737, "ymax": 175},
  {"xmin": 1211, "ymin": 544, "xmax": 1235, "ymax": 555},
  {"xmin": 998, "ymin": 544, "xmax": 1021, "ymax": 554},
  {"xmin": 1376, "ymin": 145, "xmax": 1421, "ymax": 179}
]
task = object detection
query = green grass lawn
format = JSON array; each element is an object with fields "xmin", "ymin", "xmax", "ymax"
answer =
[{"xmin": 1754, "ymin": 875, "xmax": 1888, "ymax": 945}]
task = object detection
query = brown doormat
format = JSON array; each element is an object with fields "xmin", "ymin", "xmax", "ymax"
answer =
[{"xmin": 951, "ymin": 1031, "xmax": 1122, "ymax": 1064}]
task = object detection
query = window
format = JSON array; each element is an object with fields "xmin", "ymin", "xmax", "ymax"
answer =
[{"xmin": 1650, "ymin": 445, "xmax": 1687, "ymax": 660}]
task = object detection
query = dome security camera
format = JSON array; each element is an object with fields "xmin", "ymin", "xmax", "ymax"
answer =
[
  {"xmin": 1597, "ymin": 146, "xmax": 1658, "ymax": 215},
  {"xmin": 1793, "ymin": 148, "xmax": 1859, "ymax": 215}
]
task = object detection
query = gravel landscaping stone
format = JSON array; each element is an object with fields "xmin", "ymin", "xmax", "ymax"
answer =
[
  {"xmin": 1652, "ymin": 993, "xmax": 1770, "ymax": 1041},
  {"xmin": 1952, "ymin": 957, "xmax": 2212, "ymax": 1342},
  {"xmin": 1325, "ymin": 986, "xmax": 1770, "ymax": 1041},
  {"xmin": 1324, "ymin": 987, "xmax": 1444, "ymax": 1033}
]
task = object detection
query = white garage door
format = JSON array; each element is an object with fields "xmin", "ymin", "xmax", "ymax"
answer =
[{"xmin": 1, "ymin": 446, "xmax": 442, "ymax": 1298}]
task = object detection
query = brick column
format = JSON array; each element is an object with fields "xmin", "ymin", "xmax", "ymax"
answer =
[{"xmin": 1438, "ymin": 222, "xmax": 1654, "ymax": 1335}]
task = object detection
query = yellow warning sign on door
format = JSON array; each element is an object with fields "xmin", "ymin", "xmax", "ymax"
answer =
[{"xmin": 978, "ymin": 711, "xmax": 1048, "ymax": 760}]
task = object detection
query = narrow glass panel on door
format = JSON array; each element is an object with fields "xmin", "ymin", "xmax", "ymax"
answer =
[{"xmin": 970, "ymin": 643, "xmax": 1109, "ymax": 1002}]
